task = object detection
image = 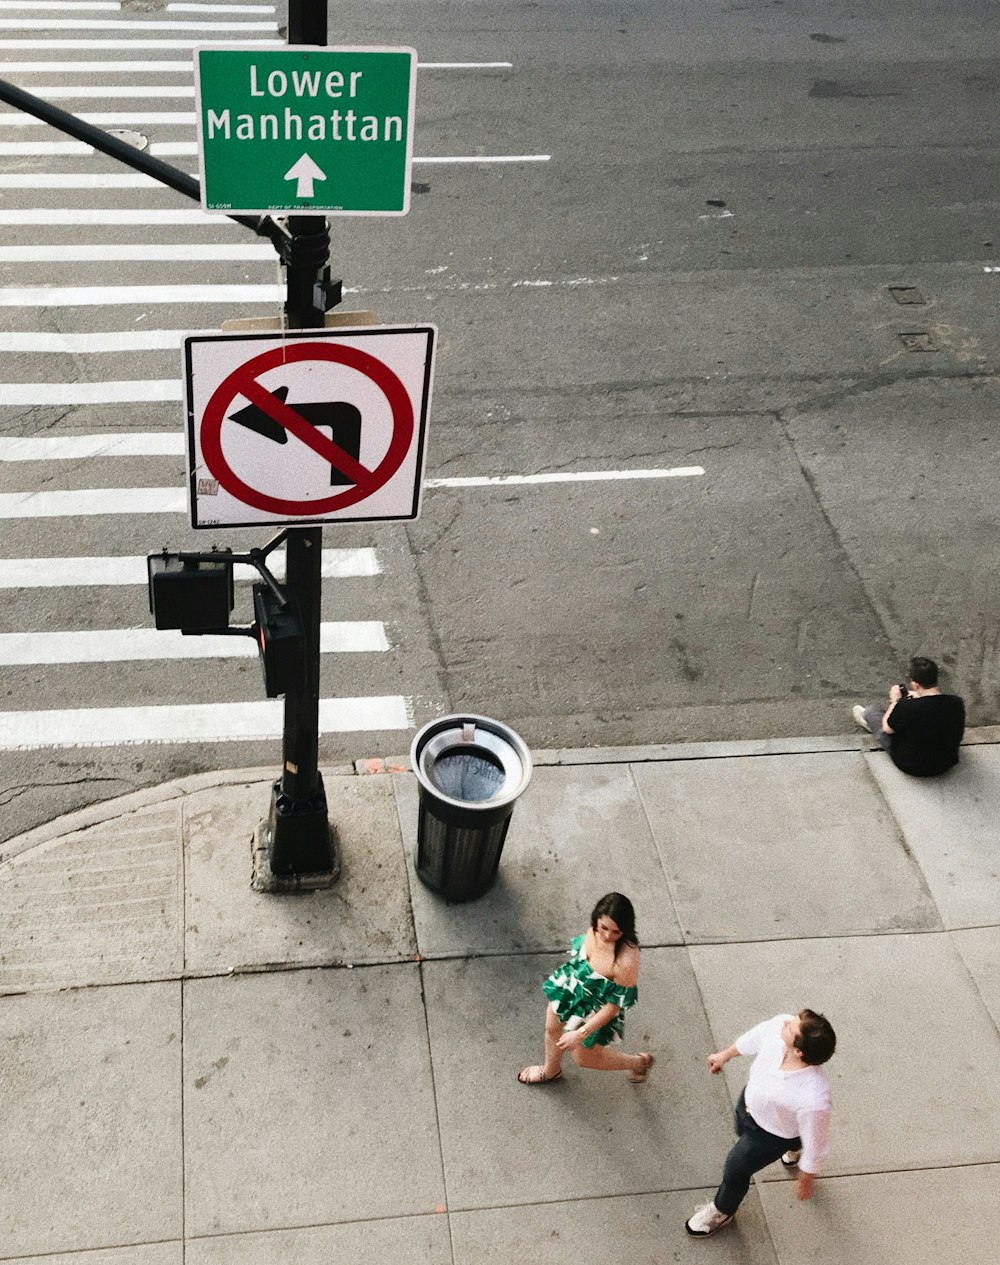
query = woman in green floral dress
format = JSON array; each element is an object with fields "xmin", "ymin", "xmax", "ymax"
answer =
[{"xmin": 518, "ymin": 892, "xmax": 654, "ymax": 1085}]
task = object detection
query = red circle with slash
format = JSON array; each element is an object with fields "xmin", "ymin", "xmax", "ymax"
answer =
[{"xmin": 200, "ymin": 341, "xmax": 414, "ymax": 516}]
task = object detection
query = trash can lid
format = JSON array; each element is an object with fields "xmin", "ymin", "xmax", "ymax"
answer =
[{"xmin": 410, "ymin": 714, "xmax": 533, "ymax": 810}]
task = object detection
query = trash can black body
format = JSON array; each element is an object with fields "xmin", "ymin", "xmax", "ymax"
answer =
[{"xmin": 411, "ymin": 716, "xmax": 533, "ymax": 901}]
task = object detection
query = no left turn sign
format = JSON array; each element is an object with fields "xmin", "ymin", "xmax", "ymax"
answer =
[{"xmin": 183, "ymin": 325, "xmax": 435, "ymax": 528}]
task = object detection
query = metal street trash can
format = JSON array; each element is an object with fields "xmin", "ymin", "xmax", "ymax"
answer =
[{"xmin": 410, "ymin": 714, "xmax": 533, "ymax": 901}]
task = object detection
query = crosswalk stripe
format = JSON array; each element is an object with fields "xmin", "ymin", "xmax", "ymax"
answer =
[
  {"xmin": 0, "ymin": 696, "xmax": 412, "ymax": 750},
  {"xmin": 0, "ymin": 211, "xmax": 242, "ymax": 225},
  {"xmin": 0, "ymin": 488, "xmax": 185, "ymax": 516},
  {"xmin": 6, "ymin": 84, "xmax": 195, "ymax": 94},
  {"xmin": 0, "ymin": 622, "xmax": 390, "ymax": 664},
  {"xmin": 0, "ymin": 549, "xmax": 381, "ymax": 587},
  {"xmin": 0, "ymin": 332, "xmax": 182, "ymax": 351},
  {"xmin": 0, "ymin": 141, "xmax": 92, "ymax": 155},
  {"xmin": 0, "ymin": 433, "xmax": 184, "ymax": 457},
  {"xmin": 0, "ymin": 109, "xmax": 196, "ymax": 120},
  {"xmin": 0, "ymin": 38, "xmax": 283, "ymax": 47},
  {"xmin": 0, "ymin": 3, "xmax": 122, "ymax": 9},
  {"xmin": 0, "ymin": 283, "xmax": 283, "ymax": 305},
  {"xmin": 0, "ymin": 59, "xmax": 507, "ymax": 73},
  {"xmin": 0, "ymin": 381, "xmax": 180, "ymax": 404},
  {"xmin": 0, "ymin": 173, "xmax": 194, "ymax": 187},
  {"xmin": 0, "ymin": 17, "xmax": 278, "ymax": 27},
  {"xmin": 0, "ymin": 332, "xmax": 181, "ymax": 351},
  {"xmin": 0, "ymin": 61, "xmax": 192, "ymax": 70},
  {"xmin": 0, "ymin": 243, "xmax": 274, "ymax": 260}
]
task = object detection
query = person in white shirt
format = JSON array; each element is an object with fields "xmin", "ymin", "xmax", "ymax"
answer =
[{"xmin": 685, "ymin": 1009, "xmax": 836, "ymax": 1238}]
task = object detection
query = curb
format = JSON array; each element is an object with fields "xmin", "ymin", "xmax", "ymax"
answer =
[{"xmin": 5, "ymin": 728, "xmax": 998, "ymax": 863}]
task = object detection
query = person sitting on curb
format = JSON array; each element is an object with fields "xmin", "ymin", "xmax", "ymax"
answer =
[
  {"xmin": 852, "ymin": 655, "xmax": 965, "ymax": 777},
  {"xmin": 685, "ymin": 1010, "xmax": 836, "ymax": 1238}
]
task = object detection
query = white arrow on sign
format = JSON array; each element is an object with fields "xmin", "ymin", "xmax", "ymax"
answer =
[{"xmin": 283, "ymin": 153, "xmax": 327, "ymax": 198}]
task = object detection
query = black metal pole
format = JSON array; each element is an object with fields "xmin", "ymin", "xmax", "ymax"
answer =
[{"xmin": 263, "ymin": 0, "xmax": 340, "ymax": 879}]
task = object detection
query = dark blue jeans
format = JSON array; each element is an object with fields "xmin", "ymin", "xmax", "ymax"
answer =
[{"xmin": 714, "ymin": 1090, "xmax": 801, "ymax": 1216}]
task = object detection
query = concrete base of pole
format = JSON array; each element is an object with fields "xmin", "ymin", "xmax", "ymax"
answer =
[{"xmin": 250, "ymin": 776, "xmax": 340, "ymax": 892}]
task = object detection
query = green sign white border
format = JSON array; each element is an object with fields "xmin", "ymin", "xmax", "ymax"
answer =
[{"xmin": 192, "ymin": 43, "xmax": 417, "ymax": 217}]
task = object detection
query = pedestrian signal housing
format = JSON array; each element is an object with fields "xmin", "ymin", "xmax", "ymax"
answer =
[
  {"xmin": 147, "ymin": 553, "xmax": 234, "ymax": 630},
  {"xmin": 253, "ymin": 582, "xmax": 306, "ymax": 697}
]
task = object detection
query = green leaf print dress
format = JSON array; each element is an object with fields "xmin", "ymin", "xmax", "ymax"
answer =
[{"xmin": 542, "ymin": 933, "xmax": 638, "ymax": 1048}]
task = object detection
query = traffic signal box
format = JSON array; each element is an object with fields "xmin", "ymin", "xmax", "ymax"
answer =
[
  {"xmin": 253, "ymin": 582, "xmax": 306, "ymax": 697},
  {"xmin": 148, "ymin": 554, "xmax": 234, "ymax": 630}
]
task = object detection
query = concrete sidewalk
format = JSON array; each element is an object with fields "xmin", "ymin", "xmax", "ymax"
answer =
[{"xmin": 3, "ymin": 731, "xmax": 1000, "ymax": 1264}]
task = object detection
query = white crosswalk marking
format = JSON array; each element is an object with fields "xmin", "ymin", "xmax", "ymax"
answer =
[
  {"xmin": 0, "ymin": 489, "xmax": 187, "ymax": 518},
  {"xmin": 0, "ymin": 21, "xmax": 527, "ymax": 755},
  {"xmin": 0, "ymin": 698, "xmax": 413, "ymax": 751},
  {"xmin": 0, "ymin": 381, "xmax": 181, "ymax": 404},
  {"xmin": 0, "ymin": 550, "xmax": 381, "ymax": 588},
  {"xmin": 0, "ymin": 623, "xmax": 390, "ymax": 664},
  {"xmin": 0, "ymin": 284, "xmax": 284, "ymax": 305},
  {"xmin": 0, "ymin": 434, "xmax": 185, "ymax": 457},
  {"xmin": 0, "ymin": 244, "xmax": 273, "ymax": 260}
]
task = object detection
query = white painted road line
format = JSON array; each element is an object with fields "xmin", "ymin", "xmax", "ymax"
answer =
[
  {"xmin": 0, "ymin": 244, "xmax": 274, "ymax": 261},
  {"xmin": 169, "ymin": 4, "xmax": 274, "ymax": 10},
  {"xmin": 0, "ymin": 107, "xmax": 195, "ymax": 119},
  {"xmin": 8, "ymin": 84, "xmax": 195, "ymax": 94},
  {"xmin": 0, "ymin": 438, "xmax": 707, "ymax": 489},
  {"xmin": 0, "ymin": 2, "xmax": 121, "ymax": 9},
  {"xmin": 0, "ymin": 174, "xmax": 190, "ymax": 188},
  {"xmin": 0, "ymin": 17, "xmax": 278, "ymax": 27},
  {"xmin": 0, "ymin": 38, "xmax": 283, "ymax": 48},
  {"xmin": 0, "ymin": 622, "xmax": 389, "ymax": 664},
  {"xmin": 427, "ymin": 467, "xmax": 706, "ymax": 487},
  {"xmin": 414, "ymin": 155, "xmax": 551, "ymax": 163},
  {"xmin": 0, "ymin": 141, "xmax": 92, "ymax": 155},
  {"xmin": 0, "ymin": 58, "xmax": 504, "ymax": 74},
  {"xmin": 168, "ymin": 4, "xmax": 275, "ymax": 11},
  {"xmin": 0, "ymin": 469, "xmax": 705, "ymax": 519},
  {"xmin": 0, "ymin": 549, "xmax": 381, "ymax": 587},
  {"xmin": 0, "ymin": 488, "xmax": 186, "ymax": 517},
  {"xmin": 0, "ymin": 284, "xmax": 283, "ymax": 305},
  {"xmin": 140, "ymin": 146, "xmax": 551, "ymax": 162},
  {"xmin": 0, "ymin": 210, "xmax": 242, "ymax": 225},
  {"xmin": 0, "ymin": 161, "xmax": 545, "ymax": 187},
  {"xmin": 0, "ymin": 381, "xmax": 180, "ymax": 405},
  {"xmin": 0, "ymin": 696, "xmax": 412, "ymax": 750},
  {"xmin": 0, "ymin": 331, "xmax": 183, "ymax": 351},
  {"xmin": 0, "ymin": 60, "xmax": 192, "ymax": 70},
  {"xmin": 0, "ymin": 434, "xmax": 183, "ymax": 458},
  {"xmin": 419, "ymin": 62, "xmax": 513, "ymax": 68}
]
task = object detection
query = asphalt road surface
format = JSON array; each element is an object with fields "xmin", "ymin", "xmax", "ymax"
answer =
[{"xmin": 0, "ymin": 0, "xmax": 997, "ymax": 841}]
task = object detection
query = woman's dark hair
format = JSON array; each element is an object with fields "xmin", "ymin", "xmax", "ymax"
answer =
[{"xmin": 590, "ymin": 892, "xmax": 638, "ymax": 956}]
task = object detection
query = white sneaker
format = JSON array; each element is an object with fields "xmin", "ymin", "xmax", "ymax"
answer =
[
  {"xmin": 780, "ymin": 1149, "xmax": 802, "ymax": 1167},
  {"xmin": 852, "ymin": 705, "xmax": 872, "ymax": 733},
  {"xmin": 685, "ymin": 1201, "xmax": 734, "ymax": 1237}
]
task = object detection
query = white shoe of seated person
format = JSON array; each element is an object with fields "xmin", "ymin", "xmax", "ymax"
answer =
[
  {"xmin": 781, "ymin": 1148, "xmax": 802, "ymax": 1167},
  {"xmin": 852, "ymin": 705, "xmax": 872, "ymax": 733}
]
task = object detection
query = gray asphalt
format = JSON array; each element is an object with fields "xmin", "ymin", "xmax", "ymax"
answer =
[{"xmin": 0, "ymin": 0, "xmax": 997, "ymax": 838}]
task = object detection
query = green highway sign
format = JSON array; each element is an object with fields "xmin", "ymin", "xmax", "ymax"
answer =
[{"xmin": 194, "ymin": 45, "xmax": 416, "ymax": 215}]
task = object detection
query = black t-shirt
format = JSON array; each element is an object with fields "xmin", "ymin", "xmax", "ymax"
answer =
[{"xmin": 887, "ymin": 693, "xmax": 965, "ymax": 776}]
